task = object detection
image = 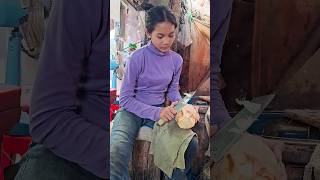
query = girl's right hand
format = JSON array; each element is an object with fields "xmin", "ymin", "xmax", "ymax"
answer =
[{"xmin": 160, "ymin": 102, "xmax": 178, "ymax": 122}]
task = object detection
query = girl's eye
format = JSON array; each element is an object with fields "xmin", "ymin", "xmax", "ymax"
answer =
[{"xmin": 157, "ymin": 36, "xmax": 164, "ymax": 39}]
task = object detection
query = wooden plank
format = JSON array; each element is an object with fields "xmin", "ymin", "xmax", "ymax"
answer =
[
  {"xmin": 285, "ymin": 165, "xmax": 305, "ymax": 180},
  {"xmin": 129, "ymin": 140, "xmax": 161, "ymax": 180},
  {"xmin": 251, "ymin": 0, "xmax": 320, "ymax": 97},
  {"xmin": 285, "ymin": 109, "xmax": 320, "ymax": 129},
  {"xmin": 283, "ymin": 144, "xmax": 315, "ymax": 164},
  {"xmin": 262, "ymin": 136, "xmax": 318, "ymax": 164},
  {"xmin": 271, "ymin": 48, "xmax": 320, "ymax": 109},
  {"xmin": 262, "ymin": 136, "xmax": 320, "ymax": 145}
]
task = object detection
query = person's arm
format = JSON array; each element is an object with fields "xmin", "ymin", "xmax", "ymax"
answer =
[
  {"xmin": 210, "ymin": 72, "xmax": 231, "ymax": 128},
  {"xmin": 119, "ymin": 52, "xmax": 162, "ymax": 121},
  {"xmin": 29, "ymin": 0, "xmax": 108, "ymax": 178},
  {"xmin": 212, "ymin": 0, "xmax": 234, "ymax": 65},
  {"xmin": 211, "ymin": 0, "xmax": 234, "ymax": 128},
  {"xmin": 167, "ymin": 55, "xmax": 183, "ymax": 102}
]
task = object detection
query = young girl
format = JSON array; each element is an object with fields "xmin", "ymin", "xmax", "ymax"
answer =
[{"xmin": 110, "ymin": 5, "xmax": 198, "ymax": 180}]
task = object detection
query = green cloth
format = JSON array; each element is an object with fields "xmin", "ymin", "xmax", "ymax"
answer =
[{"xmin": 150, "ymin": 119, "xmax": 196, "ymax": 178}]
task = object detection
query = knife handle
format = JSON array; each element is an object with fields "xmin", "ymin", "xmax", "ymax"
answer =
[{"xmin": 157, "ymin": 119, "xmax": 166, "ymax": 126}]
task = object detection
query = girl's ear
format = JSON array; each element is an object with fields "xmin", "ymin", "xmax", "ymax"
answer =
[{"xmin": 146, "ymin": 29, "xmax": 151, "ymax": 38}]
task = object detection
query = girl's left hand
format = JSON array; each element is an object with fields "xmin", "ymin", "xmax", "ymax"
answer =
[{"xmin": 172, "ymin": 101, "xmax": 200, "ymax": 116}]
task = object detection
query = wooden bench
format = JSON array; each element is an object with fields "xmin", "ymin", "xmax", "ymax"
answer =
[{"xmin": 129, "ymin": 126, "xmax": 161, "ymax": 180}]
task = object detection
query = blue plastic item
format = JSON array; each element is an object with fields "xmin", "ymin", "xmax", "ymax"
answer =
[
  {"xmin": 110, "ymin": 59, "xmax": 119, "ymax": 89},
  {"xmin": 110, "ymin": 58, "xmax": 119, "ymax": 70},
  {"xmin": 5, "ymin": 29, "xmax": 22, "ymax": 85},
  {"xmin": 1, "ymin": 0, "xmax": 27, "ymax": 85},
  {"xmin": 247, "ymin": 112, "xmax": 283, "ymax": 135},
  {"xmin": 247, "ymin": 112, "xmax": 309, "ymax": 139},
  {"xmin": 0, "ymin": 0, "xmax": 27, "ymax": 27},
  {"xmin": 8, "ymin": 111, "xmax": 30, "ymax": 136},
  {"xmin": 8, "ymin": 123, "xmax": 30, "ymax": 136}
]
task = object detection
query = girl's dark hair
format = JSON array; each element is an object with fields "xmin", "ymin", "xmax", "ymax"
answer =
[{"xmin": 145, "ymin": 5, "xmax": 177, "ymax": 33}]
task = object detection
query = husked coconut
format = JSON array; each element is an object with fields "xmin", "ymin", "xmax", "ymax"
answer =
[
  {"xmin": 175, "ymin": 104, "xmax": 200, "ymax": 129},
  {"xmin": 212, "ymin": 134, "xmax": 287, "ymax": 180}
]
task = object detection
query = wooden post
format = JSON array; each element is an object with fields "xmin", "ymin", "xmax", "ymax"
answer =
[{"xmin": 129, "ymin": 140, "xmax": 161, "ymax": 180}]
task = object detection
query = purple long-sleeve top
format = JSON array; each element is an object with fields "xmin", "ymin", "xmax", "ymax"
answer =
[
  {"xmin": 120, "ymin": 42, "xmax": 183, "ymax": 121},
  {"xmin": 29, "ymin": 0, "xmax": 108, "ymax": 178}
]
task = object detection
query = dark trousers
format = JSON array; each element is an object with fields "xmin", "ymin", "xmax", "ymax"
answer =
[{"xmin": 13, "ymin": 144, "xmax": 103, "ymax": 180}]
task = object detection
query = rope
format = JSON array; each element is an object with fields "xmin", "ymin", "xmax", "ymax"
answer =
[{"xmin": 19, "ymin": 0, "xmax": 46, "ymax": 59}]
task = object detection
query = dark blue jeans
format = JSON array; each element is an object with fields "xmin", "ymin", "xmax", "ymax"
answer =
[
  {"xmin": 110, "ymin": 108, "xmax": 198, "ymax": 180},
  {"xmin": 14, "ymin": 144, "xmax": 103, "ymax": 180}
]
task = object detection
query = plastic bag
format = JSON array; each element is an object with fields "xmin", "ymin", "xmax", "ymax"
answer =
[{"xmin": 177, "ymin": 13, "xmax": 193, "ymax": 47}]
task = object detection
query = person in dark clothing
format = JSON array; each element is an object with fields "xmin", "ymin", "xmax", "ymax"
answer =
[
  {"xmin": 211, "ymin": 0, "xmax": 234, "ymax": 129},
  {"xmin": 14, "ymin": 0, "xmax": 109, "ymax": 179}
]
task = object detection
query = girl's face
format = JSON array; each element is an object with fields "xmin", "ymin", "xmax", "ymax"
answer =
[{"xmin": 147, "ymin": 21, "xmax": 176, "ymax": 52}]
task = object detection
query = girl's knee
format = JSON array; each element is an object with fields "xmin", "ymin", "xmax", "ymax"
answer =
[
  {"xmin": 186, "ymin": 137, "xmax": 199, "ymax": 157},
  {"xmin": 190, "ymin": 137, "xmax": 199, "ymax": 152}
]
